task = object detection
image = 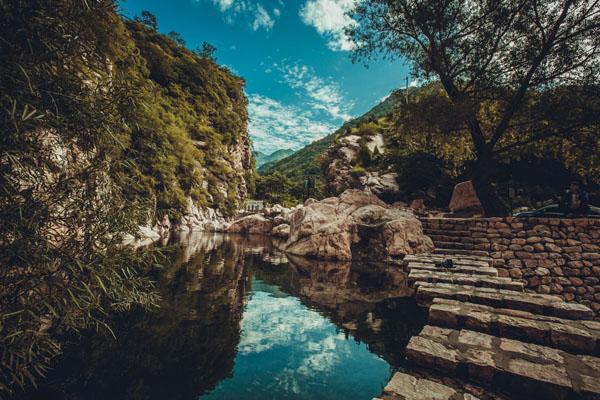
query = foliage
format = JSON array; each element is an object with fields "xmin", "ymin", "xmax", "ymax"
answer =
[
  {"xmin": 357, "ymin": 143, "xmax": 373, "ymax": 167},
  {"xmin": 350, "ymin": 166, "xmax": 367, "ymax": 179},
  {"xmin": 0, "ymin": 1, "xmax": 252, "ymax": 394},
  {"xmin": 0, "ymin": 0, "xmax": 162, "ymax": 394},
  {"xmin": 254, "ymin": 173, "xmax": 297, "ymax": 206},
  {"xmin": 117, "ymin": 19, "xmax": 251, "ymax": 218},
  {"xmin": 348, "ymin": 0, "xmax": 600, "ymax": 215},
  {"xmin": 394, "ymin": 153, "xmax": 454, "ymax": 207},
  {"xmin": 135, "ymin": 10, "xmax": 158, "ymax": 30},
  {"xmin": 195, "ymin": 41, "xmax": 218, "ymax": 61}
]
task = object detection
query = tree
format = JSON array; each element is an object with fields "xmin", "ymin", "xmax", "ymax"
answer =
[
  {"xmin": 196, "ymin": 41, "xmax": 217, "ymax": 60},
  {"xmin": 348, "ymin": 0, "xmax": 600, "ymax": 215},
  {"xmin": 0, "ymin": 0, "xmax": 159, "ymax": 393},
  {"xmin": 136, "ymin": 10, "xmax": 158, "ymax": 30},
  {"xmin": 168, "ymin": 30, "xmax": 186, "ymax": 46}
]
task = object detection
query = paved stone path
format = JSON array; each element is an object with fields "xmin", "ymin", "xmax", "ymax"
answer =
[{"xmin": 375, "ymin": 251, "xmax": 600, "ymax": 400}]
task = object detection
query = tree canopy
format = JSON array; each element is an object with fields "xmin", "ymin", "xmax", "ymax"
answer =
[{"xmin": 348, "ymin": 0, "xmax": 600, "ymax": 215}]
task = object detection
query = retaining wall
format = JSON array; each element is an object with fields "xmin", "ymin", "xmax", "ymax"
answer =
[{"xmin": 421, "ymin": 217, "xmax": 600, "ymax": 313}]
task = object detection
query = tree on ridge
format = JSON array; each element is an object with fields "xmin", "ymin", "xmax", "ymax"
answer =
[{"xmin": 347, "ymin": 0, "xmax": 600, "ymax": 215}]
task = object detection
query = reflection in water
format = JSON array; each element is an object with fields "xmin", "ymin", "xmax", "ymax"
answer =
[{"xmin": 19, "ymin": 233, "xmax": 425, "ymax": 400}]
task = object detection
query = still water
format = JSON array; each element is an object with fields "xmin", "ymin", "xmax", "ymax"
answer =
[{"xmin": 21, "ymin": 233, "xmax": 426, "ymax": 400}]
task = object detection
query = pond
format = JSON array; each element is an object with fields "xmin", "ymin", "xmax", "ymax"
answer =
[{"xmin": 19, "ymin": 233, "xmax": 427, "ymax": 400}]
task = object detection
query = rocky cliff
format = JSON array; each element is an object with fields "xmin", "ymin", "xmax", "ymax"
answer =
[{"xmin": 121, "ymin": 20, "xmax": 254, "ymax": 223}]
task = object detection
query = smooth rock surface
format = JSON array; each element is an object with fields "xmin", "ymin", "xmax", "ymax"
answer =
[
  {"xmin": 284, "ymin": 189, "xmax": 433, "ymax": 260},
  {"xmin": 227, "ymin": 214, "xmax": 273, "ymax": 234}
]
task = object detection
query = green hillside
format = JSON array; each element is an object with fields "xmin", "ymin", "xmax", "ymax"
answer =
[
  {"xmin": 115, "ymin": 19, "xmax": 253, "ymax": 217},
  {"xmin": 254, "ymin": 149, "xmax": 295, "ymax": 167},
  {"xmin": 258, "ymin": 88, "xmax": 406, "ymax": 178}
]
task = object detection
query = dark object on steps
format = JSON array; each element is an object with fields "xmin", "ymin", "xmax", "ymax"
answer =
[{"xmin": 434, "ymin": 259, "xmax": 454, "ymax": 269}]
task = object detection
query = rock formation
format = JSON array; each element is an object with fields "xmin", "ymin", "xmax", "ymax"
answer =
[
  {"xmin": 448, "ymin": 180, "xmax": 483, "ymax": 215},
  {"xmin": 284, "ymin": 189, "xmax": 433, "ymax": 260}
]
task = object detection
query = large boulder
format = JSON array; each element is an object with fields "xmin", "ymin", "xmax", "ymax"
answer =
[
  {"xmin": 227, "ymin": 214, "xmax": 273, "ymax": 234},
  {"xmin": 270, "ymin": 223, "xmax": 291, "ymax": 239},
  {"xmin": 448, "ymin": 180, "xmax": 483, "ymax": 214},
  {"xmin": 285, "ymin": 189, "xmax": 433, "ymax": 260}
]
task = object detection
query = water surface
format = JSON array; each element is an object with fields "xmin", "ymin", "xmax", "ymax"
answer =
[{"xmin": 19, "ymin": 233, "xmax": 426, "ymax": 400}]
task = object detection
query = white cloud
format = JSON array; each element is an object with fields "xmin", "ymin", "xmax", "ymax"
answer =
[
  {"xmin": 202, "ymin": 0, "xmax": 278, "ymax": 31},
  {"xmin": 252, "ymin": 4, "xmax": 274, "ymax": 31},
  {"xmin": 213, "ymin": 0, "xmax": 234, "ymax": 11},
  {"xmin": 248, "ymin": 94, "xmax": 337, "ymax": 153},
  {"xmin": 281, "ymin": 63, "xmax": 353, "ymax": 121},
  {"xmin": 299, "ymin": 0, "xmax": 356, "ymax": 51}
]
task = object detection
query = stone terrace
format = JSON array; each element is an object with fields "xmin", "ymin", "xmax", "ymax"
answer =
[
  {"xmin": 376, "ymin": 249, "xmax": 600, "ymax": 400},
  {"xmin": 421, "ymin": 217, "xmax": 600, "ymax": 314}
]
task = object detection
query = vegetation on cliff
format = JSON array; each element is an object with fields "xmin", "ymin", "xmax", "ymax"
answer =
[
  {"xmin": 261, "ymin": 80, "xmax": 600, "ymax": 209},
  {"xmin": 0, "ymin": 0, "xmax": 251, "ymax": 394},
  {"xmin": 119, "ymin": 18, "xmax": 252, "ymax": 218}
]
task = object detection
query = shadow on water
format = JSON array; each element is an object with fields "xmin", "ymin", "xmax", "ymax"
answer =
[{"xmin": 17, "ymin": 233, "xmax": 426, "ymax": 400}]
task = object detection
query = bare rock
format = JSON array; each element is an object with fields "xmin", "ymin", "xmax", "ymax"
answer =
[
  {"xmin": 448, "ymin": 181, "xmax": 483, "ymax": 214},
  {"xmin": 271, "ymin": 223, "xmax": 290, "ymax": 239},
  {"xmin": 228, "ymin": 214, "xmax": 273, "ymax": 234},
  {"xmin": 284, "ymin": 189, "xmax": 433, "ymax": 260}
]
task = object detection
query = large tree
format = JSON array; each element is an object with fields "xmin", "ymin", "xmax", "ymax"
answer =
[{"xmin": 347, "ymin": 0, "xmax": 600, "ymax": 215}]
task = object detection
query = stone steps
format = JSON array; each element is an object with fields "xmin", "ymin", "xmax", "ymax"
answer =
[
  {"xmin": 408, "ymin": 262, "xmax": 499, "ymax": 277},
  {"xmin": 431, "ymin": 241, "xmax": 475, "ymax": 250},
  {"xmin": 428, "ymin": 298, "xmax": 600, "ymax": 356},
  {"xmin": 409, "ymin": 270, "xmax": 524, "ymax": 291},
  {"xmin": 406, "ymin": 325, "xmax": 600, "ymax": 400},
  {"xmin": 405, "ymin": 254, "xmax": 493, "ymax": 267},
  {"xmin": 423, "ymin": 229, "xmax": 472, "ymax": 238},
  {"xmin": 421, "ymin": 221, "xmax": 469, "ymax": 230},
  {"xmin": 374, "ymin": 371, "xmax": 506, "ymax": 400},
  {"xmin": 433, "ymin": 248, "xmax": 491, "ymax": 258},
  {"xmin": 416, "ymin": 282, "xmax": 595, "ymax": 320},
  {"xmin": 426, "ymin": 234, "xmax": 474, "ymax": 243}
]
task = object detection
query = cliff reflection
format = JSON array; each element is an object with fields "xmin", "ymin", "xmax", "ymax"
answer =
[
  {"xmin": 20, "ymin": 233, "xmax": 424, "ymax": 400},
  {"xmin": 24, "ymin": 233, "xmax": 252, "ymax": 400},
  {"xmin": 252, "ymin": 254, "xmax": 426, "ymax": 366}
]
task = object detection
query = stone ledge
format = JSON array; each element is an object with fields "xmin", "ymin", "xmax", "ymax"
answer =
[
  {"xmin": 406, "ymin": 325, "xmax": 600, "ymax": 400},
  {"xmin": 409, "ymin": 270, "xmax": 524, "ymax": 291},
  {"xmin": 408, "ymin": 262, "xmax": 499, "ymax": 277},
  {"xmin": 416, "ymin": 282, "xmax": 594, "ymax": 320},
  {"xmin": 429, "ymin": 298, "xmax": 600, "ymax": 355}
]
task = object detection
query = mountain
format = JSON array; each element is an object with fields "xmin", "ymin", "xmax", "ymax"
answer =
[
  {"xmin": 254, "ymin": 149, "xmax": 295, "ymax": 167},
  {"xmin": 257, "ymin": 88, "xmax": 406, "ymax": 180}
]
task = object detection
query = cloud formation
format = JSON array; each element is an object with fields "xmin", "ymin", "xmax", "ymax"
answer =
[
  {"xmin": 206, "ymin": 0, "xmax": 277, "ymax": 31},
  {"xmin": 248, "ymin": 94, "xmax": 337, "ymax": 153},
  {"xmin": 281, "ymin": 63, "xmax": 353, "ymax": 121},
  {"xmin": 252, "ymin": 4, "xmax": 274, "ymax": 31},
  {"xmin": 248, "ymin": 61, "xmax": 354, "ymax": 153},
  {"xmin": 299, "ymin": 0, "xmax": 356, "ymax": 51}
]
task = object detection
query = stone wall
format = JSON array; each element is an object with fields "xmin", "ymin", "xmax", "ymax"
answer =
[{"xmin": 422, "ymin": 217, "xmax": 600, "ymax": 313}]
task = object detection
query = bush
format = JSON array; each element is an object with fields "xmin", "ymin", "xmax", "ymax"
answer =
[{"xmin": 351, "ymin": 166, "xmax": 367, "ymax": 179}]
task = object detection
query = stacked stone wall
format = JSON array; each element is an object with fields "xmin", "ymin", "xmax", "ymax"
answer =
[{"xmin": 422, "ymin": 217, "xmax": 600, "ymax": 313}]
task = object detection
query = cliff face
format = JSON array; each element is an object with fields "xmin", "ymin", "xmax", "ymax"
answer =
[{"xmin": 114, "ymin": 20, "xmax": 254, "ymax": 221}]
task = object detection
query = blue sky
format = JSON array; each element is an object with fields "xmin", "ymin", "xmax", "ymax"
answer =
[{"xmin": 119, "ymin": 0, "xmax": 411, "ymax": 154}]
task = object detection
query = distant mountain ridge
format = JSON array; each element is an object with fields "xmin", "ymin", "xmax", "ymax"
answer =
[
  {"xmin": 258, "ymin": 88, "xmax": 407, "ymax": 177},
  {"xmin": 254, "ymin": 149, "xmax": 295, "ymax": 167}
]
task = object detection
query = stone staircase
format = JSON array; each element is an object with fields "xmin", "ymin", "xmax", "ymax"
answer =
[
  {"xmin": 420, "ymin": 218, "xmax": 491, "ymax": 258},
  {"xmin": 376, "ymin": 252, "xmax": 600, "ymax": 400}
]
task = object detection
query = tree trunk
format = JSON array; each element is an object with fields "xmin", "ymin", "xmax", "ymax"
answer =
[{"xmin": 471, "ymin": 155, "xmax": 510, "ymax": 217}]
